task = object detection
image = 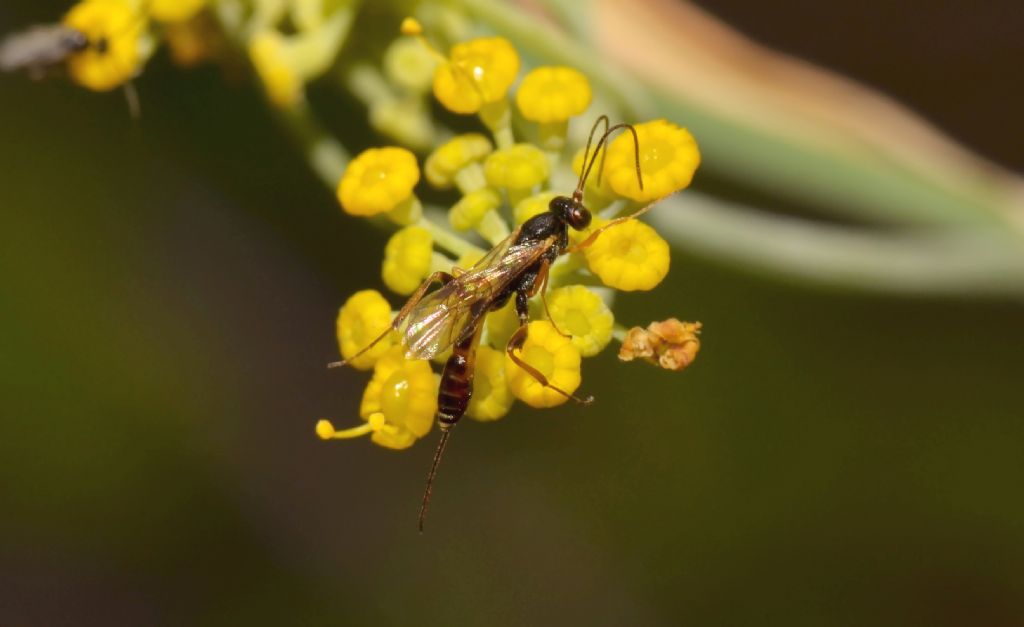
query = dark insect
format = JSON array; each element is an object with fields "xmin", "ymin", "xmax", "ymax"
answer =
[
  {"xmin": 0, "ymin": 24, "xmax": 91, "ymax": 78},
  {"xmin": 334, "ymin": 116, "xmax": 648, "ymax": 531}
]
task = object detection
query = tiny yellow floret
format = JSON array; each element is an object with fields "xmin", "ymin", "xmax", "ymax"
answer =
[
  {"xmin": 513, "ymin": 192, "xmax": 558, "ymax": 225},
  {"xmin": 400, "ymin": 17, "xmax": 423, "ymax": 36},
  {"xmin": 506, "ymin": 321, "xmax": 582, "ymax": 408},
  {"xmin": 424, "ymin": 133, "xmax": 493, "ymax": 189},
  {"xmin": 515, "ymin": 66, "xmax": 591, "ymax": 123},
  {"xmin": 382, "ymin": 226, "xmax": 433, "ymax": 295},
  {"xmin": 467, "ymin": 346, "xmax": 515, "ymax": 421},
  {"xmin": 604, "ymin": 119, "xmax": 701, "ymax": 202},
  {"xmin": 484, "ymin": 143, "xmax": 549, "ymax": 192},
  {"xmin": 485, "ymin": 299, "xmax": 519, "ymax": 351},
  {"xmin": 545, "ymin": 286, "xmax": 614, "ymax": 357},
  {"xmin": 433, "ymin": 36, "xmax": 519, "ymax": 114},
  {"xmin": 337, "ymin": 289, "xmax": 396, "ymax": 370},
  {"xmin": 337, "ymin": 147, "xmax": 420, "ymax": 216},
  {"xmin": 449, "ymin": 188, "xmax": 502, "ymax": 232},
  {"xmin": 64, "ymin": 0, "xmax": 145, "ymax": 92},
  {"xmin": 360, "ymin": 346, "xmax": 436, "ymax": 449},
  {"xmin": 584, "ymin": 220, "xmax": 670, "ymax": 291},
  {"xmin": 150, "ymin": 0, "xmax": 207, "ymax": 23},
  {"xmin": 384, "ymin": 37, "xmax": 438, "ymax": 93},
  {"xmin": 249, "ymin": 30, "xmax": 302, "ymax": 108}
]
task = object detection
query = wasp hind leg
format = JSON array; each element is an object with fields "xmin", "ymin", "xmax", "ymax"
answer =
[
  {"xmin": 328, "ymin": 271, "xmax": 456, "ymax": 369},
  {"xmin": 506, "ymin": 290, "xmax": 594, "ymax": 405}
]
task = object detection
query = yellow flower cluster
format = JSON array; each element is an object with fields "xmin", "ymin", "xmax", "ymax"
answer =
[
  {"xmin": 320, "ymin": 18, "xmax": 703, "ymax": 450},
  {"xmin": 19, "ymin": 4, "xmax": 706, "ymax": 453}
]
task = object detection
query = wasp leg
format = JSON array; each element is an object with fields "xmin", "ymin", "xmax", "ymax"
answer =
[
  {"xmin": 506, "ymin": 290, "xmax": 594, "ymax": 405},
  {"xmin": 528, "ymin": 258, "xmax": 569, "ymax": 339},
  {"xmin": 328, "ymin": 271, "xmax": 456, "ymax": 369}
]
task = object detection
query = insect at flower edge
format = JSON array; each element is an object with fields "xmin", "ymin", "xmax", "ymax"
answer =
[
  {"xmin": 325, "ymin": 115, "xmax": 689, "ymax": 531},
  {"xmin": 319, "ymin": 19, "xmax": 703, "ymax": 532}
]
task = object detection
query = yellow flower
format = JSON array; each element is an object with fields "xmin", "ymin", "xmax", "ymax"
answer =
[
  {"xmin": 466, "ymin": 346, "xmax": 515, "ymax": 421},
  {"xmin": 584, "ymin": 219, "xmax": 670, "ymax": 291},
  {"xmin": 336, "ymin": 290, "xmax": 396, "ymax": 370},
  {"xmin": 449, "ymin": 188, "xmax": 501, "ymax": 232},
  {"xmin": 485, "ymin": 299, "xmax": 519, "ymax": 351},
  {"xmin": 424, "ymin": 133, "xmax": 493, "ymax": 190},
  {"xmin": 64, "ymin": 0, "xmax": 145, "ymax": 92},
  {"xmin": 249, "ymin": 30, "xmax": 302, "ymax": 108},
  {"xmin": 515, "ymin": 66, "xmax": 591, "ymax": 124},
  {"xmin": 383, "ymin": 37, "xmax": 437, "ymax": 93},
  {"xmin": 316, "ymin": 346, "xmax": 436, "ymax": 450},
  {"xmin": 163, "ymin": 14, "xmax": 217, "ymax": 68},
  {"xmin": 513, "ymin": 192, "xmax": 558, "ymax": 225},
  {"xmin": 484, "ymin": 143, "xmax": 549, "ymax": 203},
  {"xmin": 337, "ymin": 147, "xmax": 420, "ymax": 217},
  {"xmin": 545, "ymin": 286, "xmax": 613, "ymax": 357},
  {"xmin": 604, "ymin": 119, "xmax": 701, "ymax": 202},
  {"xmin": 382, "ymin": 226, "xmax": 433, "ymax": 295},
  {"xmin": 506, "ymin": 321, "xmax": 582, "ymax": 408},
  {"xmin": 149, "ymin": 0, "xmax": 206, "ymax": 23},
  {"xmin": 249, "ymin": 15, "xmax": 350, "ymax": 109},
  {"xmin": 432, "ymin": 36, "xmax": 519, "ymax": 114},
  {"xmin": 359, "ymin": 346, "xmax": 436, "ymax": 448}
]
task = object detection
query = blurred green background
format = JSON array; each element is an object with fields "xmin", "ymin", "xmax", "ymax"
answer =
[{"xmin": 2, "ymin": 1, "xmax": 1022, "ymax": 625}]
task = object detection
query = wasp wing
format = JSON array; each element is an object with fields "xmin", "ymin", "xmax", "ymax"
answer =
[{"xmin": 402, "ymin": 233, "xmax": 553, "ymax": 360}]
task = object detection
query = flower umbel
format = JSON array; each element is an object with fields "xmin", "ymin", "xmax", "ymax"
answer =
[{"xmin": 318, "ymin": 18, "xmax": 701, "ymax": 451}]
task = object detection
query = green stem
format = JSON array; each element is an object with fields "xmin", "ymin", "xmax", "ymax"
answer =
[
  {"xmin": 652, "ymin": 192, "xmax": 1024, "ymax": 297},
  {"xmin": 276, "ymin": 103, "xmax": 349, "ymax": 188}
]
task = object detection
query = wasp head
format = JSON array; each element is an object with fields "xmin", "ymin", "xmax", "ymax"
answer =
[{"xmin": 550, "ymin": 195, "xmax": 591, "ymax": 231}]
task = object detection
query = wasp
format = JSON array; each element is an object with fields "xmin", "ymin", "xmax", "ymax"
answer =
[
  {"xmin": 0, "ymin": 24, "xmax": 91, "ymax": 78},
  {"xmin": 1, "ymin": 11, "xmax": 147, "ymax": 117},
  {"xmin": 335, "ymin": 116, "xmax": 649, "ymax": 530}
]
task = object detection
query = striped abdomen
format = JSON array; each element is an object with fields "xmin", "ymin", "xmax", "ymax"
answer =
[{"xmin": 436, "ymin": 323, "xmax": 484, "ymax": 430}]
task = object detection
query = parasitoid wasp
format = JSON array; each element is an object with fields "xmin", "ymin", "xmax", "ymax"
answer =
[
  {"xmin": 334, "ymin": 116, "xmax": 655, "ymax": 531},
  {"xmin": 0, "ymin": 5, "xmax": 150, "ymax": 117},
  {"xmin": 0, "ymin": 24, "xmax": 91, "ymax": 78}
]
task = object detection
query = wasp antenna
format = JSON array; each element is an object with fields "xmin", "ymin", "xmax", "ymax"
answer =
[
  {"xmin": 579, "ymin": 123, "xmax": 644, "ymax": 196},
  {"xmin": 419, "ymin": 428, "xmax": 453, "ymax": 532},
  {"xmin": 575, "ymin": 115, "xmax": 610, "ymax": 198}
]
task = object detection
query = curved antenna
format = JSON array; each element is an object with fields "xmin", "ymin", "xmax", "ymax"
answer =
[
  {"xmin": 577, "ymin": 123, "xmax": 644, "ymax": 199},
  {"xmin": 574, "ymin": 115, "xmax": 610, "ymax": 199}
]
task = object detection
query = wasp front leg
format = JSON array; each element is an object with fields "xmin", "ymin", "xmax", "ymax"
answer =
[
  {"xmin": 527, "ymin": 258, "xmax": 570, "ymax": 339},
  {"xmin": 329, "ymin": 271, "xmax": 456, "ymax": 369},
  {"xmin": 506, "ymin": 288, "xmax": 594, "ymax": 405}
]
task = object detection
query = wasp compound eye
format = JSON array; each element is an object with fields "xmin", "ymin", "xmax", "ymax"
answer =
[{"xmin": 570, "ymin": 206, "xmax": 591, "ymax": 230}]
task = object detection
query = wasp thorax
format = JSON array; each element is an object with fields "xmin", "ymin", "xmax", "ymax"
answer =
[{"xmin": 549, "ymin": 195, "xmax": 591, "ymax": 230}]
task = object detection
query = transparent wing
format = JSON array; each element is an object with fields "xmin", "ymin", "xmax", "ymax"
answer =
[{"xmin": 402, "ymin": 234, "xmax": 553, "ymax": 360}]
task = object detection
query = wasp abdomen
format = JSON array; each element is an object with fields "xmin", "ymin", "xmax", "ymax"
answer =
[
  {"xmin": 437, "ymin": 351, "xmax": 473, "ymax": 429},
  {"xmin": 436, "ymin": 324, "xmax": 484, "ymax": 430}
]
